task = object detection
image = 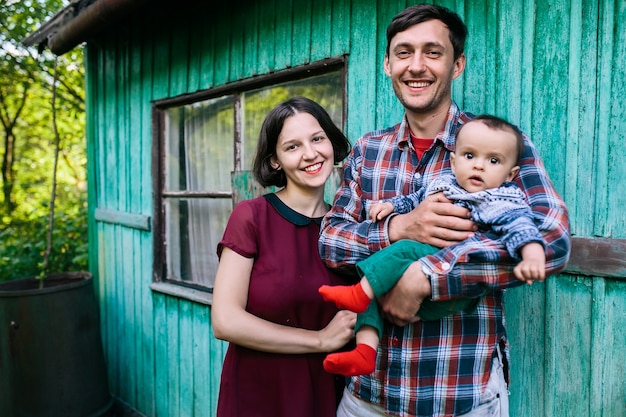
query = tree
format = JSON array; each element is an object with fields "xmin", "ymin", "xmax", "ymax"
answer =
[{"xmin": 0, "ymin": 0, "xmax": 87, "ymax": 280}]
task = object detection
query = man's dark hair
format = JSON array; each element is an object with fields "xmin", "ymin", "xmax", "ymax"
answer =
[{"xmin": 386, "ymin": 3, "xmax": 468, "ymax": 60}]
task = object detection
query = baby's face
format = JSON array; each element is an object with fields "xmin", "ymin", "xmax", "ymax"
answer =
[{"xmin": 450, "ymin": 121, "xmax": 520, "ymax": 193}]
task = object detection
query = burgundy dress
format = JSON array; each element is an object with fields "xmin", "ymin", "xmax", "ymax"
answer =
[{"xmin": 215, "ymin": 193, "xmax": 350, "ymax": 417}]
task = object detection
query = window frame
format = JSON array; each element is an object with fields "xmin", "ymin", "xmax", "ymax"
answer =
[{"xmin": 150, "ymin": 57, "xmax": 347, "ymax": 304}]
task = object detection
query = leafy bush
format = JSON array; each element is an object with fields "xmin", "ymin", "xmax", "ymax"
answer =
[
  {"xmin": 0, "ymin": 197, "xmax": 87, "ymax": 281},
  {"xmin": 1, "ymin": 1, "xmax": 87, "ymax": 283}
]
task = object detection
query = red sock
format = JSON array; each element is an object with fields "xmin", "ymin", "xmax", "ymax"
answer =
[
  {"xmin": 323, "ymin": 344, "xmax": 377, "ymax": 376},
  {"xmin": 318, "ymin": 282, "xmax": 371, "ymax": 313}
]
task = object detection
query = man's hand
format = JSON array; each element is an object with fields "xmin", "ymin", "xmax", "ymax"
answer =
[
  {"xmin": 388, "ymin": 192, "xmax": 476, "ymax": 247},
  {"xmin": 378, "ymin": 261, "xmax": 432, "ymax": 326}
]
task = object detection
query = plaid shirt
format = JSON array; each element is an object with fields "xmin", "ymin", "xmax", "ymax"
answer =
[{"xmin": 319, "ymin": 102, "xmax": 571, "ymax": 416}]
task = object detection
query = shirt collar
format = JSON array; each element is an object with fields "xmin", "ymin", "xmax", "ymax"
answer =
[
  {"xmin": 398, "ymin": 101, "xmax": 471, "ymax": 152},
  {"xmin": 263, "ymin": 193, "xmax": 323, "ymax": 226}
]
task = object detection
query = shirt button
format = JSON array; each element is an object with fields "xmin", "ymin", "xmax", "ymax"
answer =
[
  {"xmin": 414, "ymin": 172, "xmax": 421, "ymax": 179},
  {"xmin": 441, "ymin": 262, "xmax": 451, "ymax": 271}
]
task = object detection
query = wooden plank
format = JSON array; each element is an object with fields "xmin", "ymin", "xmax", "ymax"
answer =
[
  {"xmin": 166, "ymin": 297, "xmax": 180, "ymax": 417},
  {"xmin": 505, "ymin": 283, "xmax": 546, "ymax": 417},
  {"xmin": 463, "ymin": 1, "xmax": 492, "ymax": 113},
  {"xmin": 117, "ymin": 32, "xmax": 130, "ymax": 214},
  {"xmin": 153, "ymin": 293, "xmax": 169, "ymax": 415},
  {"xmin": 178, "ymin": 300, "xmax": 194, "ymax": 417},
  {"xmin": 375, "ymin": 0, "xmax": 404, "ymax": 130},
  {"xmin": 564, "ymin": 236, "xmax": 626, "ymax": 279},
  {"xmin": 593, "ymin": 0, "xmax": 613, "ymax": 239},
  {"xmin": 605, "ymin": 0, "xmax": 626, "ymax": 238},
  {"xmin": 274, "ymin": 0, "xmax": 293, "ymax": 69},
  {"xmin": 213, "ymin": 6, "xmax": 232, "ymax": 86},
  {"xmin": 519, "ymin": 0, "xmax": 536, "ymax": 134},
  {"xmin": 257, "ymin": 0, "xmax": 274, "ymax": 74},
  {"xmin": 169, "ymin": 17, "xmax": 190, "ymax": 98},
  {"xmin": 590, "ymin": 278, "xmax": 626, "ymax": 415},
  {"xmin": 565, "ymin": 0, "xmax": 598, "ymax": 237},
  {"xmin": 120, "ymin": 29, "xmax": 136, "ymax": 405},
  {"xmin": 187, "ymin": 8, "xmax": 203, "ymax": 94},
  {"xmin": 229, "ymin": 6, "xmax": 244, "ymax": 81},
  {"xmin": 99, "ymin": 225, "xmax": 117, "ymax": 397},
  {"xmin": 151, "ymin": 13, "xmax": 171, "ymax": 101},
  {"xmin": 102, "ymin": 38, "xmax": 121, "ymax": 395},
  {"xmin": 242, "ymin": 4, "xmax": 259, "ymax": 79},
  {"xmin": 530, "ymin": 0, "xmax": 569, "ymax": 187},
  {"xmin": 494, "ymin": 0, "xmax": 524, "ymax": 122},
  {"xmin": 199, "ymin": 6, "xmax": 215, "ymax": 90},
  {"xmin": 330, "ymin": 0, "xmax": 350, "ymax": 57},
  {"xmin": 192, "ymin": 304, "xmax": 212, "ymax": 417},
  {"xmin": 347, "ymin": 0, "xmax": 378, "ymax": 139},
  {"xmin": 138, "ymin": 23, "xmax": 157, "ymax": 416},
  {"xmin": 119, "ymin": 230, "xmax": 134, "ymax": 404},
  {"xmin": 126, "ymin": 27, "xmax": 141, "ymax": 409},
  {"xmin": 94, "ymin": 207, "xmax": 151, "ymax": 231},
  {"xmin": 292, "ymin": 1, "xmax": 312, "ymax": 65},
  {"xmin": 544, "ymin": 275, "xmax": 593, "ymax": 416},
  {"xmin": 208, "ymin": 309, "xmax": 228, "ymax": 417},
  {"xmin": 589, "ymin": 277, "xmax": 606, "ymax": 416},
  {"xmin": 311, "ymin": 0, "xmax": 332, "ymax": 61}
]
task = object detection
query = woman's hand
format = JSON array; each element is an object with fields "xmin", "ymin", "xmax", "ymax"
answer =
[{"xmin": 317, "ymin": 310, "xmax": 357, "ymax": 352}]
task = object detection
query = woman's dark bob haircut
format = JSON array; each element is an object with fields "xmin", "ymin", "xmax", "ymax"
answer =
[{"xmin": 253, "ymin": 96, "xmax": 351, "ymax": 188}]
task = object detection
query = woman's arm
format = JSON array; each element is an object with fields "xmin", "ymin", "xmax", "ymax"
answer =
[{"xmin": 211, "ymin": 248, "xmax": 355, "ymax": 354}]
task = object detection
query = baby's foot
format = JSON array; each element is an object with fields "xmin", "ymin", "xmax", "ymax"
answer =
[
  {"xmin": 318, "ymin": 282, "xmax": 371, "ymax": 313},
  {"xmin": 323, "ymin": 344, "xmax": 377, "ymax": 376}
]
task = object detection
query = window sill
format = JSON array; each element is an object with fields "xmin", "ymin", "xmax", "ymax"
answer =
[{"xmin": 150, "ymin": 282, "xmax": 213, "ymax": 305}]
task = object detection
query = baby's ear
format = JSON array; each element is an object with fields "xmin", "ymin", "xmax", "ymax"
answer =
[
  {"xmin": 508, "ymin": 165, "xmax": 520, "ymax": 181},
  {"xmin": 449, "ymin": 152, "xmax": 457, "ymax": 174}
]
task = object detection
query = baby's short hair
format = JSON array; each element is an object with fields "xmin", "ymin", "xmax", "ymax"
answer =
[{"xmin": 459, "ymin": 115, "xmax": 525, "ymax": 163}]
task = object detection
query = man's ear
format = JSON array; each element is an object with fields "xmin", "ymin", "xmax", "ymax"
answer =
[
  {"xmin": 384, "ymin": 54, "xmax": 391, "ymax": 77},
  {"xmin": 452, "ymin": 54, "xmax": 466, "ymax": 80}
]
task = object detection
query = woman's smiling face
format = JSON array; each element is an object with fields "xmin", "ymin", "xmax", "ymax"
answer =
[{"xmin": 271, "ymin": 112, "xmax": 335, "ymax": 192}]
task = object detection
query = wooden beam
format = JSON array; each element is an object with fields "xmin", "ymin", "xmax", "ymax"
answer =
[
  {"xmin": 563, "ymin": 236, "xmax": 626, "ymax": 279},
  {"xmin": 94, "ymin": 208, "xmax": 151, "ymax": 231}
]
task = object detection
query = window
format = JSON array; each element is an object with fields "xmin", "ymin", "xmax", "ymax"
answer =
[{"xmin": 153, "ymin": 59, "xmax": 345, "ymax": 298}]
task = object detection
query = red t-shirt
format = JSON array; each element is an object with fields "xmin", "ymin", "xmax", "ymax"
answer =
[{"xmin": 409, "ymin": 130, "xmax": 434, "ymax": 160}]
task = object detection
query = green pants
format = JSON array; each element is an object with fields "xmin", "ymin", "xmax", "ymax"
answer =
[{"xmin": 355, "ymin": 239, "xmax": 483, "ymax": 338}]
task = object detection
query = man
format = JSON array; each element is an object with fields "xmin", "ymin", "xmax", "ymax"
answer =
[{"xmin": 319, "ymin": 4, "xmax": 571, "ymax": 417}]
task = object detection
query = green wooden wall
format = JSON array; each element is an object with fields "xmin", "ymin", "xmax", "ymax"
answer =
[{"xmin": 85, "ymin": 1, "xmax": 626, "ymax": 416}]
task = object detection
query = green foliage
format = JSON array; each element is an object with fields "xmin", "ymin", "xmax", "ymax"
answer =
[
  {"xmin": 0, "ymin": 0, "xmax": 87, "ymax": 281},
  {"xmin": 0, "ymin": 198, "xmax": 88, "ymax": 281}
]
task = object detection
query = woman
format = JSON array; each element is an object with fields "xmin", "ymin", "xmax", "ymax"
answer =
[{"xmin": 212, "ymin": 96, "xmax": 356, "ymax": 417}]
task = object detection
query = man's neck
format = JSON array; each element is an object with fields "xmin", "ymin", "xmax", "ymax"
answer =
[{"xmin": 406, "ymin": 103, "xmax": 451, "ymax": 138}]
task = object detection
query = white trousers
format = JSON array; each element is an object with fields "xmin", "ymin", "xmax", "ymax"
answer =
[{"xmin": 336, "ymin": 347, "xmax": 509, "ymax": 417}]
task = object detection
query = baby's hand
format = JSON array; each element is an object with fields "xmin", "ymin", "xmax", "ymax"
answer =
[
  {"xmin": 369, "ymin": 201, "xmax": 394, "ymax": 221},
  {"xmin": 514, "ymin": 242, "xmax": 546, "ymax": 284},
  {"xmin": 513, "ymin": 259, "xmax": 545, "ymax": 284}
]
